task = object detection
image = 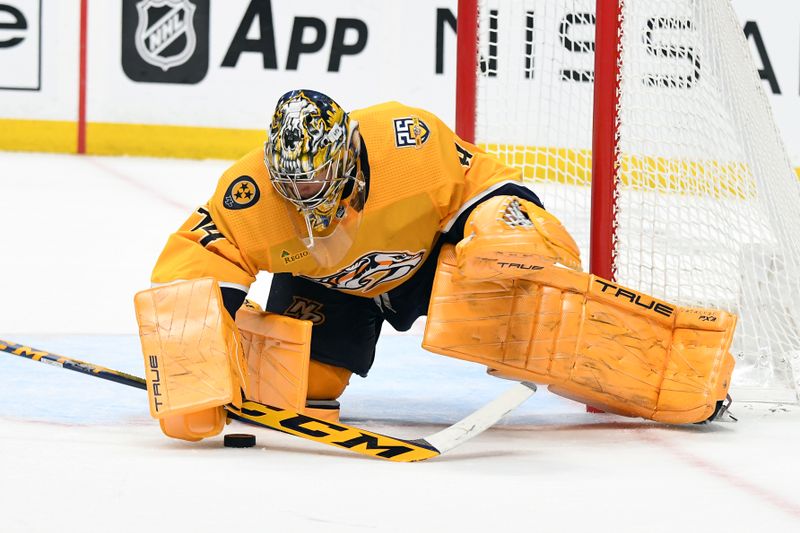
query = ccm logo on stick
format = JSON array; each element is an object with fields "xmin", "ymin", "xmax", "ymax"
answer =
[{"xmin": 278, "ymin": 412, "xmax": 415, "ymax": 459}]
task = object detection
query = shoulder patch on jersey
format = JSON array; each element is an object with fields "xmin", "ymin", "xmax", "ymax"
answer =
[
  {"xmin": 223, "ymin": 176, "xmax": 260, "ymax": 210},
  {"xmin": 302, "ymin": 250, "xmax": 426, "ymax": 293},
  {"xmin": 393, "ymin": 117, "xmax": 430, "ymax": 148},
  {"xmin": 455, "ymin": 142, "xmax": 474, "ymax": 168}
]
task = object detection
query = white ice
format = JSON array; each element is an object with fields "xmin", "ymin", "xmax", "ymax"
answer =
[{"xmin": 1, "ymin": 152, "xmax": 800, "ymax": 533}]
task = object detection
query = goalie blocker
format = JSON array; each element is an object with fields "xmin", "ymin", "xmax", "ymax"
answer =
[
  {"xmin": 134, "ymin": 278, "xmax": 342, "ymax": 442},
  {"xmin": 423, "ymin": 196, "xmax": 736, "ymax": 424}
]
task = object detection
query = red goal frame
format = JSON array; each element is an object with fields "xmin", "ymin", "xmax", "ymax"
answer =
[{"xmin": 455, "ymin": 0, "xmax": 620, "ymax": 283}]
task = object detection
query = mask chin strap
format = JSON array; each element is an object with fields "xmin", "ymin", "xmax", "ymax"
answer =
[{"xmin": 300, "ymin": 207, "xmax": 317, "ymax": 248}]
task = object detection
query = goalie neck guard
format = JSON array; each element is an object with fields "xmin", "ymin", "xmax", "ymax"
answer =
[{"xmin": 264, "ymin": 89, "xmax": 366, "ymax": 267}]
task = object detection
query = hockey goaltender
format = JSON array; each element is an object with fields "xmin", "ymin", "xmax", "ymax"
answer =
[{"xmin": 133, "ymin": 89, "xmax": 736, "ymax": 443}]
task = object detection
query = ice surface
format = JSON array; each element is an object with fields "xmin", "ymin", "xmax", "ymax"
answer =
[{"xmin": 2, "ymin": 152, "xmax": 800, "ymax": 532}]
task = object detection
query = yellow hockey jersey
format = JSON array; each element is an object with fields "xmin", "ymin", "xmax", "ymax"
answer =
[{"xmin": 152, "ymin": 101, "xmax": 523, "ymax": 298}]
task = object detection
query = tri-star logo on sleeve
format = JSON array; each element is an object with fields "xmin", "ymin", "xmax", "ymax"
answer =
[{"xmin": 223, "ymin": 176, "xmax": 260, "ymax": 210}]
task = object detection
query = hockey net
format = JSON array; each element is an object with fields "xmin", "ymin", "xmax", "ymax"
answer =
[{"xmin": 456, "ymin": 0, "xmax": 800, "ymax": 402}]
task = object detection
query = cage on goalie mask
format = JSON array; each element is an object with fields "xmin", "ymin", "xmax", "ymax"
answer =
[{"xmin": 264, "ymin": 89, "xmax": 366, "ymax": 267}]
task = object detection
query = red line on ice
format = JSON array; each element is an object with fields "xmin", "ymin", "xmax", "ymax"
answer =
[
  {"xmin": 84, "ymin": 157, "xmax": 194, "ymax": 213},
  {"xmin": 641, "ymin": 431, "xmax": 800, "ymax": 521}
]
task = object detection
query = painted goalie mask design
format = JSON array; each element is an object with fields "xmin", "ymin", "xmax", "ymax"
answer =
[{"xmin": 264, "ymin": 90, "xmax": 366, "ymax": 267}]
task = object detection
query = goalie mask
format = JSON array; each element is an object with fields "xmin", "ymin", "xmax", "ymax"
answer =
[{"xmin": 264, "ymin": 89, "xmax": 366, "ymax": 267}]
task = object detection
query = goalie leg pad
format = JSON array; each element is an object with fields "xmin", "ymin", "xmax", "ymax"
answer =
[
  {"xmin": 236, "ymin": 303, "xmax": 312, "ymax": 412},
  {"xmin": 423, "ymin": 245, "xmax": 737, "ymax": 424},
  {"xmin": 236, "ymin": 301, "xmax": 352, "ymax": 422},
  {"xmin": 236, "ymin": 303, "xmax": 345, "ymax": 422},
  {"xmin": 134, "ymin": 278, "xmax": 249, "ymax": 440}
]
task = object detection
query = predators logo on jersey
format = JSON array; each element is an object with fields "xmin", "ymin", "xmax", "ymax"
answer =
[
  {"xmin": 284, "ymin": 296, "xmax": 326, "ymax": 325},
  {"xmin": 302, "ymin": 250, "xmax": 426, "ymax": 293},
  {"xmin": 393, "ymin": 117, "xmax": 430, "ymax": 148}
]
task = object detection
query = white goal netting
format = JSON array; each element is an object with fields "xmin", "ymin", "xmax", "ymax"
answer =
[{"xmin": 472, "ymin": 0, "xmax": 800, "ymax": 402}]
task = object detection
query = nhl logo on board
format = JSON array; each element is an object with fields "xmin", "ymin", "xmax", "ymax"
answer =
[
  {"xmin": 121, "ymin": 0, "xmax": 209, "ymax": 84},
  {"xmin": 134, "ymin": 0, "xmax": 197, "ymax": 72}
]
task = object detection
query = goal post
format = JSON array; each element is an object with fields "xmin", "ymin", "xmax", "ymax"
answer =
[
  {"xmin": 456, "ymin": 0, "xmax": 800, "ymax": 403},
  {"xmin": 588, "ymin": 0, "xmax": 619, "ymax": 283}
]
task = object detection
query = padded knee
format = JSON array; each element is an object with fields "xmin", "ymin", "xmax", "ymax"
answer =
[{"xmin": 307, "ymin": 360, "xmax": 352, "ymax": 400}]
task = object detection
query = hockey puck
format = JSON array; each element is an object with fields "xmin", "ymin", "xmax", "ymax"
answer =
[{"xmin": 224, "ymin": 433, "xmax": 256, "ymax": 448}]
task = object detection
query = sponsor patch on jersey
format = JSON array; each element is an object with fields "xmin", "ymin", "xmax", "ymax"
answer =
[
  {"xmin": 281, "ymin": 249, "xmax": 310, "ymax": 265},
  {"xmin": 223, "ymin": 176, "xmax": 260, "ymax": 210},
  {"xmin": 303, "ymin": 250, "xmax": 426, "ymax": 293},
  {"xmin": 393, "ymin": 117, "xmax": 430, "ymax": 148}
]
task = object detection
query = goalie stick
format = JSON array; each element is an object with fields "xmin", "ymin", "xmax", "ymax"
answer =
[{"xmin": 0, "ymin": 338, "xmax": 536, "ymax": 462}]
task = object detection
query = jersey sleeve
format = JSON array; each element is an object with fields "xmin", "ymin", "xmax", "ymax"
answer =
[
  {"xmin": 151, "ymin": 204, "xmax": 258, "ymax": 293},
  {"xmin": 456, "ymin": 137, "xmax": 524, "ymax": 205},
  {"xmin": 441, "ymin": 182, "xmax": 544, "ymax": 244},
  {"xmin": 426, "ymin": 112, "xmax": 539, "ymax": 241}
]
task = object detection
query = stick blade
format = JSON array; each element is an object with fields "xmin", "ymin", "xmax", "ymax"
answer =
[{"xmin": 421, "ymin": 382, "xmax": 536, "ymax": 454}]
